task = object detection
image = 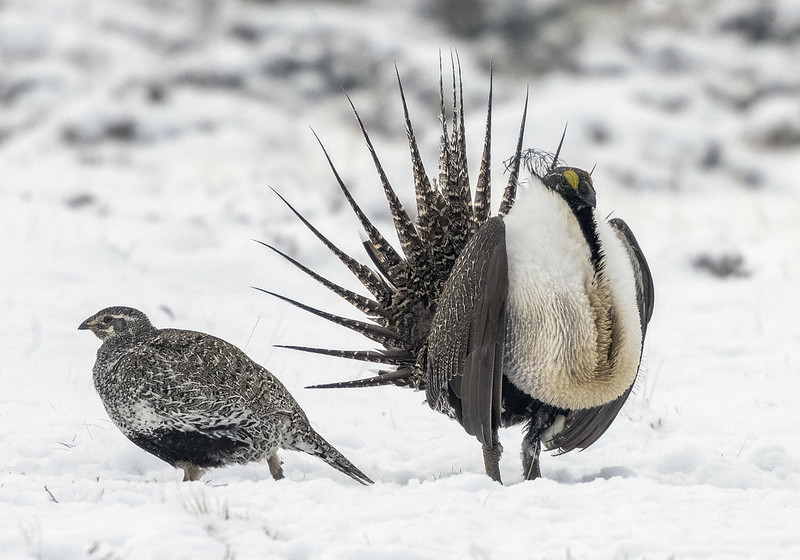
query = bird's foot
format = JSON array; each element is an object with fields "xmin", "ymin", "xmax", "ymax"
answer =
[
  {"xmin": 267, "ymin": 452, "xmax": 285, "ymax": 480},
  {"xmin": 179, "ymin": 464, "xmax": 206, "ymax": 482},
  {"xmin": 521, "ymin": 438, "xmax": 542, "ymax": 481},
  {"xmin": 521, "ymin": 455, "xmax": 542, "ymax": 481}
]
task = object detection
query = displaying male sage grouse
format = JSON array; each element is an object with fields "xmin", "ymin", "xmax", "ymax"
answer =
[
  {"xmin": 262, "ymin": 66, "xmax": 654, "ymax": 483},
  {"xmin": 79, "ymin": 306, "xmax": 372, "ymax": 484}
]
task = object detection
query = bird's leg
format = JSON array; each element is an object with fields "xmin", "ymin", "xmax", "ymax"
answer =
[
  {"xmin": 267, "ymin": 451, "xmax": 284, "ymax": 480},
  {"xmin": 521, "ymin": 409, "xmax": 560, "ymax": 480},
  {"xmin": 179, "ymin": 463, "xmax": 205, "ymax": 482},
  {"xmin": 482, "ymin": 431, "xmax": 504, "ymax": 483},
  {"xmin": 520, "ymin": 433, "xmax": 542, "ymax": 481}
]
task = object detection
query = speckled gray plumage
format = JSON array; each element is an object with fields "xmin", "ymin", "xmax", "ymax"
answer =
[{"xmin": 79, "ymin": 306, "xmax": 372, "ymax": 484}]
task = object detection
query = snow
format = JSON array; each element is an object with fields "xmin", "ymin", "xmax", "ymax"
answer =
[{"xmin": 2, "ymin": 0, "xmax": 800, "ymax": 558}]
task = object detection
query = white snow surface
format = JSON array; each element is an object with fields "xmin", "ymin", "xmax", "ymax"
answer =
[{"xmin": 2, "ymin": 1, "xmax": 800, "ymax": 558}]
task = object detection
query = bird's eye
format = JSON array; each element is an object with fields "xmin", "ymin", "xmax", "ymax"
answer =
[
  {"xmin": 563, "ymin": 169, "xmax": 580, "ymax": 191},
  {"xmin": 102, "ymin": 316, "xmax": 113, "ymax": 324}
]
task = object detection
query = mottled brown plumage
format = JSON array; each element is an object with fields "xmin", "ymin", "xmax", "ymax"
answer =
[{"xmin": 79, "ymin": 306, "xmax": 372, "ymax": 484}]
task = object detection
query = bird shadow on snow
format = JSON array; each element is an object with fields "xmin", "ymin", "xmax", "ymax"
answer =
[{"xmin": 548, "ymin": 465, "xmax": 637, "ymax": 484}]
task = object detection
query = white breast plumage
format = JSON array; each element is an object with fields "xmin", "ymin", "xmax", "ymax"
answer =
[{"xmin": 502, "ymin": 175, "xmax": 643, "ymax": 410}]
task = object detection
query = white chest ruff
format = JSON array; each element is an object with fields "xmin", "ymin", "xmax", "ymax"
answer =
[{"xmin": 501, "ymin": 181, "xmax": 643, "ymax": 410}]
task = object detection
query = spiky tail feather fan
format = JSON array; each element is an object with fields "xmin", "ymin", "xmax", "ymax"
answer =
[{"xmin": 261, "ymin": 60, "xmax": 534, "ymax": 392}]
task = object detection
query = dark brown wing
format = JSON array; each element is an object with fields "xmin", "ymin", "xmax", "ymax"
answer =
[
  {"xmin": 608, "ymin": 217, "xmax": 655, "ymax": 336},
  {"xmin": 550, "ymin": 217, "xmax": 655, "ymax": 453},
  {"xmin": 426, "ymin": 217, "xmax": 508, "ymax": 447}
]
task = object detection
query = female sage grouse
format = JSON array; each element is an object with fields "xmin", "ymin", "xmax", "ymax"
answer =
[
  {"xmin": 79, "ymin": 306, "xmax": 372, "ymax": 484},
  {"xmin": 262, "ymin": 64, "xmax": 654, "ymax": 483}
]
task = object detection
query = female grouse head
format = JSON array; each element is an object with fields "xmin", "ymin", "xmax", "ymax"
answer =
[{"xmin": 78, "ymin": 306, "xmax": 156, "ymax": 342}]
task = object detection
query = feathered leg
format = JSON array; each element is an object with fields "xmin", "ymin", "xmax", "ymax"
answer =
[
  {"xmin": 267, "ymin": 451, "xmax": 284, "ymax": 481},
  {"xmin": 520, "ymin": 405, "xmax": 563, "ymax": 481},
  {"xmin": 521, "ymin": 433, "xmax": 542, "ymax": 481},
  {"xmin": 178, "ymin": 463, "xmax": 206, "ymax": 482}
]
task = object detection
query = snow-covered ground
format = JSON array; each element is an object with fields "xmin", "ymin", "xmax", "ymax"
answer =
[{"xmin": 2, "ymin": 0, "xmax": 800, "ymax": 558}]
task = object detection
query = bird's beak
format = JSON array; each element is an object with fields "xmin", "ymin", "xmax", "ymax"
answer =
[{"xmin": 78, "ymin": 319, "xmax": 92, "ymax": 331}]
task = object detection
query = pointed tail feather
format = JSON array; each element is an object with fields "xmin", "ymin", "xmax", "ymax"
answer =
[
  {"xmin": 270, "ymin": 188, "xmax": 392, "ymax": 304},
  {"xmin": 360, "ymin": 236, "xmax": 399, "ymax": 287},
  {"xmin": 395, "ymin": 65, "xmax": 440, "ymax": 247},
  {"xmin": 274, "ymin": 344, "xmax": 412, "ymax": 366},
  {"xmin": 452, "ymin": 54, "xmax": 474, "ymax": 228},
  {"xmin": 549, "ymin": 124, "xmax": 568, "ymax": 173},
  {"xmin": 311, "ymin": 128, "xmax": 405, "ymax": 283},
  {"xmin": 498, "ymin": 88, "xmax": 529, "ymax": 217},
  {"xmin": 255, "ymin": 240, "xmax": 386, "ymax": 319},
  {"xmin": 270, "ymin": 63, "xmax": 525, "ymax": 399},
  {"xmin": 298, "ymin": 431, "xmax": 373, "ymax": 485},
  {"xmin": 346, "ymin": 96, "xmax": 426, "ymax": 266},
  {"xmin": 474, "ymin": 67, "xmax": 493, "ymax": 227},
  {"xmin": 254, "ymin": 288, "xmax": 407, "ymax": 350},
  {"xmin": 437, "ymin": 53, "xmax": 474, "ymax": 255},
  {"xmin": 306, "ymin": 368, "xmax": 414, "ymax": 389}
]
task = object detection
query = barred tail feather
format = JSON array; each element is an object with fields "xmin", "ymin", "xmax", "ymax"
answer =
[
  {"xmin": 395, "ymin": 66, "xmax": 442, "ymax": 251},
  {"xmin": 346, "ymin": 96, "xmax": 426, "ymax": 266},
  {"xmin": 453, "ymin": 56, "xmax": 474, "ymax": 229},
  {"xmin": 254, "ymin": 288, "xmax": 407, "ymax": 350},
  {"xmin": 274, "ymin": 345, "xmax": 412, "ymax": 366},
  {"xmin": 307, "ymin": 368, "xmax": 414, "ymax": 389},
  {"xmin": 474, "ymin": 68, "xmax": 493, "ymax": 227},
  {"xmin": 361, "ymin": 236, "xmax": 399, "ymax": 286},
  {"xmin": 550, "ymin": 124, "xmax": 569, "ymax": 173},
  {"xmin": 254, "ymin": 240, "xmax": 386, "ymax": 320},
  {"xmin": 438, "ymin": 55, "xmax": 473, "ymax": 255},
  {"xmin": 270, "ymin": 188, "xmax": 392, "ymax": 304},
  {"xmin": 268, "ymin": 63, "xmax": 527, "ymax": 391},
  {"xmin": 498, "ymin": 88, "xmax": 529, "ymax": 217},
  {"xmin": 310, "ymin": 129, "xmax": 405, "ymax": 282}
]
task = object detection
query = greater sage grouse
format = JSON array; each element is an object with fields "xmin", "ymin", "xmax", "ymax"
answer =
[
  {"xmin": 79, "ymin": 306, "xmax": 372, "ymax": 484},
  {"xmin": 262, "ymin": 66, "xmax": 654, "ymax": 483}
]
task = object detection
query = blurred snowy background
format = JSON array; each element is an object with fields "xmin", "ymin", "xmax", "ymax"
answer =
[{"xmin": 2, "ymin": 0, "xmax": 800, "ymax": 558}]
